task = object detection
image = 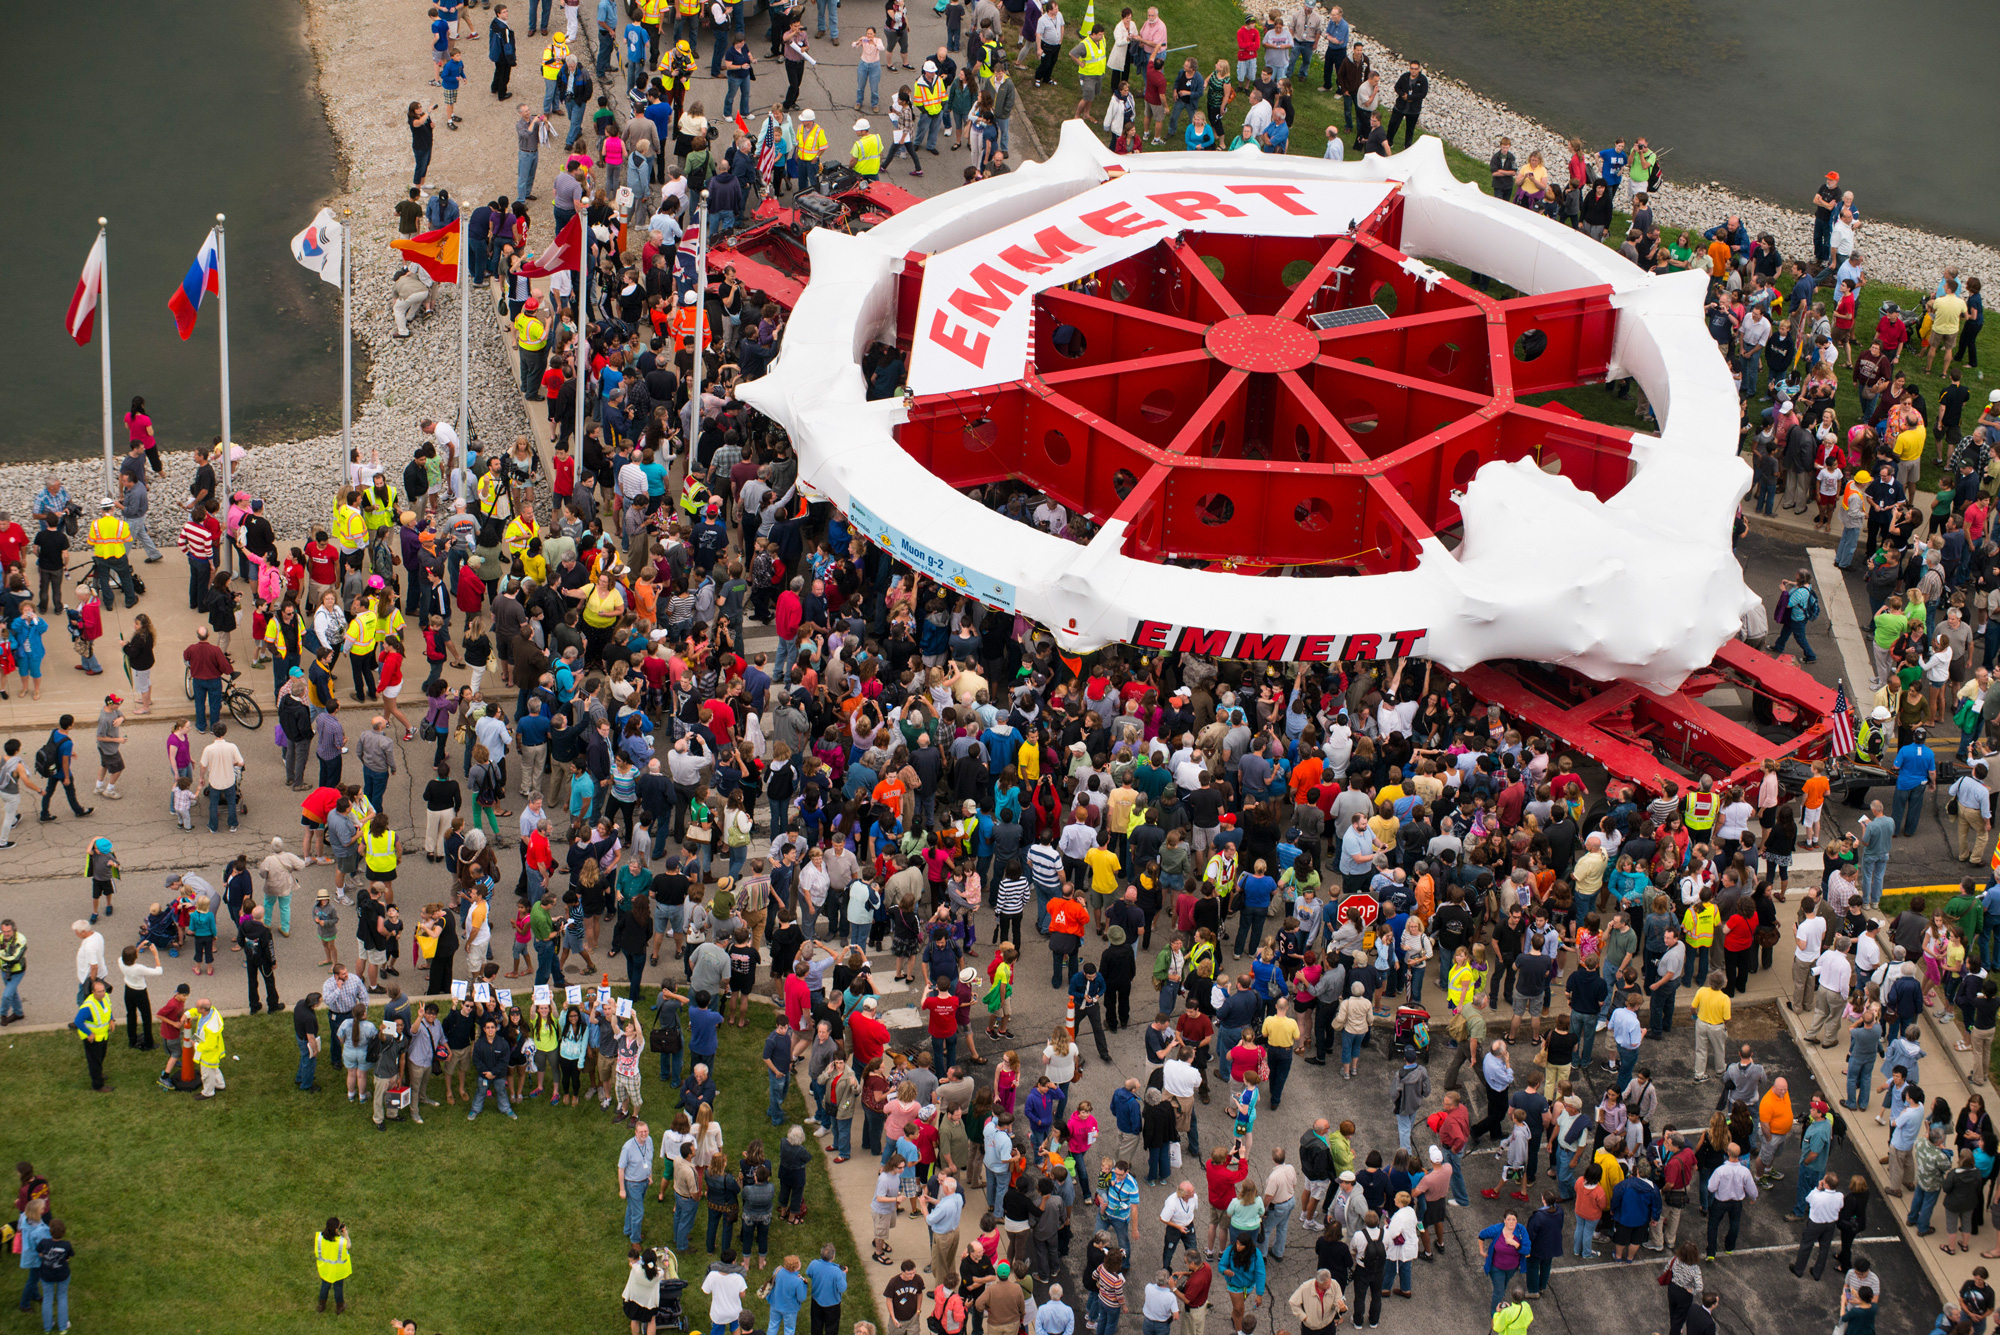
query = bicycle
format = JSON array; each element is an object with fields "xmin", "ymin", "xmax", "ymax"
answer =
[{"xmin": 181, "ymin": 665, "xmax": 265, "ymax": 730}]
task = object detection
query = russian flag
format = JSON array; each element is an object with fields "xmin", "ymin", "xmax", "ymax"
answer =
[{"xmin": 168, "ymin": 228, "xmax": 221, "ymax": 340}]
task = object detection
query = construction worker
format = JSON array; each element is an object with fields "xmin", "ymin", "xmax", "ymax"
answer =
[
  {"xmin": 849, "ymin": 117, "xmax": 882, "ymax": 178},
  {"xmin": 540, "ymin": 32, "xmax": 569, "ymax": 112},
  {"xmin": 331, "ymin": 492, "xmax": 370, "ymax": 573},
  {"xmin": 85, "ymin": 497, "xmax": 138, "ymax": 609},
  {"xmin": 344, "ymin": 601, "xmax": 384, "ymax": 699},
  {"xmin": 794, "ymin": 108, "xmax": 828, "ymax": 193},
  {"xmin": 913, "ymin": 60, "xmax": 947, "ymax": 153},
  {"xmin": 679, "ymin": 471, "xmax": 713, "ymax": 519},
  {"xmin": 192, "ymin": 998, "xmax": 226, "ymax": 1098},
  {"xmin": 314, "ymin": 1220, "xmax": 353, "ymax": 1315},
  {"xmin": 477, "ymin": 456, "xmax": 512, "ymax": 523},
  {"xmin": 638, "ymin": 0, "xmax": 666, "ymax": 64},
  {"xmin": 671, "ymin": 290, "xmax": 707, "ymax": 356},
  {"xmin": 1070, "ymin": 21, "xmax": 1107, "ymax": 118},
  {"xmin": 72, "ymin": 975, "xmax": 114, "ymax": 1092},
  {"xmin": 363, "ymin": 813, "xmax": 400, "ymax": 884},
  {"xmin": 672, "ymin": 0, "xmax": 701, "ymax": 45},
  {"xmin": 1683, "ymin": 775, "xmax": 1719, "ymax": 839},
  {"xmin": 514, "ymin": 296, "xmax": 551, "ymax": 398},
  {"xmin": 660, "ymin": 40, "xmax": 698, "ymax": 116},
  {"xmin": 502, "ymin": 508, "xmax": 541, "ymax": 559}
]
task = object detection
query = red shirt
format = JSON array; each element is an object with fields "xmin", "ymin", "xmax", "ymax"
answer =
[
  {"xmin": 0, "ymin": 522, "xmax": 25, "ymax": 570},
  {"xmin": 456, "ymin": 564, "xmax": 487, "ymax": 616},
  {"xmin": 1176, "ymin": 1011, "xmax": 1213, "ymax": 1052},
  {"xmin": 1235, "ymin": 24, "xmax": 1258, "ymax": 57},
  {"xmin": 305, "ymin": 540, "xmax": 340, "ymax": 586},
  {"xmin": 1204, "ymin": 1156, "xmax": 1247, "ymax": 1208},
  {"xmin": 301, "ymin": 786, "xmax": 342, "ymax": 824},
  {"xmin": 703, "ymin": 699, "xmax": 737, "ymax": 740},
  {"xmin": 552, "ymin": 453, "xmax": 576, "ymax": 497},
  {"xmin": 378, "ymin": 650, "xmax": 404, "ymax": 692},
  {"xmin": 923, "ymin": 994, "xmax": 959, "ymax": 1037},
  {"xmin": 282, "ymin": 557, "xmax": 307, "ymax": 598},
  {"xmin": 1227, "ymin": 1042, "xmax": 1263, "ymax": 1083},
  {"xmin": 909, "ymin": 1119, "xmax": 940, "ymax": 1166},
  {"xmin": 850, "ymin": 1011, "xmax": 891, "ymax": 1066},
  {"xmin": 784, "ymin": 974, "xmax": 812, "ymax": 1030},
  {"xmin": 1180, "ymin": 1265, "xmax": 1211, "ymax": 1309}
]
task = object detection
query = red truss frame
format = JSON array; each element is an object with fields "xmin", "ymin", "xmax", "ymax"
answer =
[{"xmin": 891, "ymin": 194, "xmax": 1637, "ymax": 572}]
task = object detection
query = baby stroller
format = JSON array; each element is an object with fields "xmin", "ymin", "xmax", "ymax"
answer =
[
  {"xmin": 1392, "ymin": 1004, "xmax": 1431, "ymax": 1064},
  {"xmin": 654, "ymin": 1279, "xmax": 688, "ymax": 1332}
]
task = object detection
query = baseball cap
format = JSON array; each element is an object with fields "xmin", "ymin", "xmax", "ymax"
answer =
[
  {"xmin": 103, "ymin": 693, "xmax": 122, "ymax": 705},
  {"xmin": 1826, "ymin": 171, "xmax": 1839, "ymax": 182},
  {"xmin": 1338, "ymin": 1170, "xmax": 1356, "ymax": 1182},
  {"xmin": 290, "ymin": 666, "xmax": 306, "ymax": 678}
]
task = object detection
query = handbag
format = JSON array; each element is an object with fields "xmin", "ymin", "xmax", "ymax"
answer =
[
  {"xmin": 1168, "ymin": 1140, "xmax": 1182, "ymax": 1168},
  {"xmin": 686, "ymin": 824, "xmax": 713, "ymax": 843}
]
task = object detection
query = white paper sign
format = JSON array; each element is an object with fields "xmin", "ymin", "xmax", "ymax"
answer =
[
  {"xmin": 497, "ymin": 988, "xmax": 515, "ymax": 1009},
  {"xmin": 475, "ymin": 983, "xmax": 493, "ymax": 1003},
  {"xmin": 616, "ymin": 998, "xmax": 635, "ymax": 1018},
  {"xmin": 450, "ymin": 979, "xmax": 469, "ymax": 1001},
  {"xmin": 534, "ymin": 984, "xmax": 553, "ymax": 1006},
  {"xmin": 567, "ymin": 985, "xmax": 584, "ymax": 1005},
  {"xmin": 597, "ymin": 986, "xmax": 614, "ymax": 1009}
]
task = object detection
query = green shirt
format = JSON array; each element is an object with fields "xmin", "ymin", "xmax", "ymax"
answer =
[
  {"xmin": 530, "ymin": 901, "xmax": 554, "ymax": 941},
  {"xmin": 1873, "ymin": 610, "xmax": 1909, "ymax": 649}
]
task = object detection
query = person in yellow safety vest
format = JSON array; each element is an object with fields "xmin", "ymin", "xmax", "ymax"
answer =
[
  {"xmin": 1680, "ymin": 895, "xmax": 1719, "ymax": 975},
  {"xmin": 660, "ymin": 40, "xmax": 696, "ymax": 105},
  {"xmin": 1070, "ymin": 23, "xmax": 1107, "ymax": 118},
  {"xmin": 541, "ymin": 34, "xmax": 568, "ymax": 113},
  {"xmin": 345, "ymin": 606, "xmax": 386, "ymax": 699},
  {"xmin": 193, "ymin": 998, "xmax": 226, "ymax": 1097},
  {"xmin": 364, "ymin": 814, "xmax": 399, "ymax": 878},
  {"xmin": 849, "ymin": 118, "xmax": 882, "ymax": 177},
  {"xmin": 361, "ymin": 478, "xmax": 398, "ymax": 534},
  {"xmin": 514, "ymin": 295, "xmax": 551, "ymax": 398},
  {"xmin": 794, "ymin": 108, "xmax": 829, "ymax": 193},
  {"xmin": 332, "ymin": 492, "xmax": 370, "ymax": 571},
  {"xmin": 370, "ymin": 593, "xmax": 408, "ymax": 647},
  {"xmin": 71, "ymin": 977, "xmax": 114, "ymax": 1091},
  {"xmin": 913, "ymin": 63, "xmax": 947, "ymax": 152},
  {"xmin": 314, "ymin": 1220, "xmax": 353, "ymax": 1315},
  {"xmin": 638, "ymin": 0, "xmax": 666, "ymax": 64},
  {"xmin": 680, "ymin": 472, "xmax": 713, "ymax": 518},
  {"xmin": 1683, "ymin": 776, "xmax": 1719, "ymax": 835},
  {"xmin": 672, "ymin": 0, "xmax": 701, "ymax": 41},
  {"xmin": 85, "ymin": 497, "xmax": 139, "ymax": 609},
  {"xmin": 502, "ymin": 510, "xmax": 540, "ymax": 559}
]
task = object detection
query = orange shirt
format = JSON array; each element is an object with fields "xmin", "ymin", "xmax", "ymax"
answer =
[
  {"xmin": 1289, "ymin": 756, "xmax": 1324, "ymax": 802},
  {"xmin": 1047, "ymin": 897, "xmax": 1089, "ymax": 936},
  {"xmin": 1760, "ymin": 1089, "xmax": 1794, "ymax": 1137},
  {"xmin": 872, "ymin": 774, "xmax": 908, "ymax": 811},
  {"xmin": 1801, "ymin": 775, "xmax": 1830, "ymax": 811}
]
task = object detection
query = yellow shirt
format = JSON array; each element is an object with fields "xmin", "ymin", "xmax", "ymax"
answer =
[
  {"xmin": 1084, "ymin": 847, "xmax": 1121, "ymax": 895},
  {"xmin": 1261, "ymin": 1015, "xmax": 1300, "ymax": 1050},
  {"xmin": 1593, "ymin": 1148, "xmax": 1623, "ymax": 1196},
  {"xmin": 1691, "ymin": 986, "xmax": 1732, "ymax": 1026},
  {"xmin": 1016, "ymin": 740, "xmax": 1040, "ymax": 781},
  {"xmin": 583, "ymin": 585, "xmax": 626, "ymax": 629},
  {"xmin": 1894, "ymin": 425, "xmax": 1927, "ymax": 462}
]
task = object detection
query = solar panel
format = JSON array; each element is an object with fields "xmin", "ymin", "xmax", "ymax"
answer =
[{"xmin": 1308, "ymin": 304, "xmax": 1391, "ymax": 330}]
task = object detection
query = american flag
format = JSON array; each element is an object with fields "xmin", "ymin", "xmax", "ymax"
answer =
[
  {"xmin": 1829, "ymin": 680, "xmax": 1856, "ymax": 757},
  {"xmin": 756, "ymin": 118, "xmax": 780, "ymax": 190}
]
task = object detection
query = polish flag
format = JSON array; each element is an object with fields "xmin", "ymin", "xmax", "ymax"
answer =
[{"xmin": 65, "ymin": 235, "xmax": 106, "ymax": 347}]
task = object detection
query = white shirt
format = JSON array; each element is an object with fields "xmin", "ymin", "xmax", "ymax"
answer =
[
  {"xmin": 1813, "ymin": 949, "xmax": 1852, "ymax": 995},
  {"xmin": 1265, "ymin": 1162, "xmax": 1299, "ymax": 1204},
  {"xmin": 1160, "ymin": 1059, "xmax": 1202, "ymax": 1099},
  {"xmin": 1795, "ymin": 914, "xmax": 1826, "ymax": 964},
  {"xmin": 1855, "ymin": 932, "xmax": 1884, "ymax": 975},
  {"xmin": 1159, "ymin": 1191, "xmax": 1198, "ymax": 1231},
  {"xmin": 1807, "ymin": 1185, "xmax": 1845, "ymax": 1223},
  {"xmin": 75, "ymin": 931, "xmax": 106, "ymax": 983},
  {"xmin": 200, "ymin": 739, "xmax": 246, "ymax": 791},
  {"xmin": 701, "ymin": 1270, "xmax": 749, "ymax": 1323},
  {"xmin": 430, "ymin": 422, "xmax": 462, "ymax": 469},
  {"xmin": 1242, "ymin": 100, "xmax": 1272, "ymax": 139},
  {"xmin": 118, "ymin": 958, "xmax": 164, "ymax": 992},
  {"xmin": 1322, "ymin": 134, "xmax": 1344, "ymax": 162},
  {"xmin": 1384, "ymin": 1205, "xmax": 1421, "ymax": 1261}
]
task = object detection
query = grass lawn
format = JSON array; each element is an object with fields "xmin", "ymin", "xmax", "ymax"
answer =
[
  {"xmin": 1, "ymin": 993, "xmax": 866, "ymax": 1335},
  {"xmin": 1010, "ymin": 14, "xmax": 1982, "ymax": 493}
]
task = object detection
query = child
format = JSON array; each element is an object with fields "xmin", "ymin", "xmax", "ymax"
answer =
[
  {"xmin": 68, "ymin": 583, "xmax": 104, "ymax": 675},
  {"xmin": 139, "ymin": 902, "xmax": 182, "ymax": 953},
  {"xmin": 422, "ymin": 616, "xmax": 450, "ymax": 685},
  {"xmin": 551, "ymin": 440, "xmax": 575, "ymax": 512},
  {"xmin": 1231, "ymin": 1073, "xmax": 1260, "ymax": 1154},
  {"xmin": 995, "ymin": 1050, "xmax": 1021, "ymax": 1114},
  {"xmin": 1065, "ymin": 1100, "xmax": 1098, "ymax": 1159},
  {"xmin": 382, "ymin": 904, "xmax": 404, "ymax": 977},
  {"xmin": 94, "ymin": 695, "xmax": 126, "ymax": 799},
  {"xmin": 172, "ymin": 774, "xmax": 196, "ymax": 830},
  {"xmin": 508, "ymin": 899, "xmax": 533, "ymax": 978},
  {"xmin": 189, "ymin": 893, "xmax": 217, "ymax": 975},
  {"xmin": 314, "ymin": 888, "xmax": 341, "ymax": 967},
  {"xmin": 1498, "ymin": 1107, "xmax": 1531, "ymax": 1202},
  {"xmin": 85, "ymin": 837, "xmax": 118, "ymax": 923},
  {"xmin": 559, "ymin": 887, "xmax": 597, "ymax": 974}
]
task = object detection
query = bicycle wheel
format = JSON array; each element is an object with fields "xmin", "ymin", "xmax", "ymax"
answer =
[
  {"xmin": 183, "ymin": 664, "xmax": 194, "ymax": 699},
  {"xmin": 227, "ymin": 690, "xmax": 264, "ymax": 730}
]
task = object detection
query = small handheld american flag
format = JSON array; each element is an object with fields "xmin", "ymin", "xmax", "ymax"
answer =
[{"xmin": 1829, "ymin": 681, "xmax": 1856, "ymax": 757}]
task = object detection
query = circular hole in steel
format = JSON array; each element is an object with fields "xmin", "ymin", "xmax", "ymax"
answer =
[
  {"xmin": 1196, "ymin": 492, "xmax": 1235, "ymax": 526},
  {"xmin": 1052, "ymin": 324, "xmax": 1088, "ymax": 359},
  {"xmin": 1514, "ymin": 328, "xmax": 1548, "ymax": 362},
  {"xmin": 1293, "ymin": 424, "xmax": 1313, "ymax": 461},
  {"xmin": 1044, "ymin": 429, "xmax": 1072, "ymax": 465},
  {"xmin": 1371, "ymin": 283, "xmax": 1399, "ymax": 316},
  {"xmin": 1139, "ymin": 389, "xmax": 1175, "ymax": 423},
  {"xmin": 1112, "ymin": 468, "xmax": 1137, "ymax": 499},
  {"xmin": 1427, "ymin": 341, "xmax": 1461, "ymax": 377},
  {"xmin": 1110, "ymin": 279, "xmax": 1131, "ymax": 302},
  {"xmin": 1295, "ymin": 497, "xmax": 1333, "ymax": 532}
]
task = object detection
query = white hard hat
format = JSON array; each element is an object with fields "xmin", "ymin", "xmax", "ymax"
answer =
[
  {"xmin": 853, "ymin": 118, "xmax": 870, "ymax": 131},
  {"xmin": 800, "ymin": 109, "xmax": 816, "ymax": 121}
]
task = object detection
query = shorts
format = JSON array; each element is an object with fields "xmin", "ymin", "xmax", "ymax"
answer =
[
  {"xmin": 370, "ymin": 867, "xmax": 398, "ymax": 883},
  {"xmin": 442, "ymin": 89, "xmax": 458, "ymax": 107},
  {"xmin": 99, "ymin": 751, "xmax": 124, "ymax": 774},
  {"xmin": 625, "ymin": 1302, "xmax": 658, "ymax": 1323},
  {"xmin": 337, "ymin": 852, "xmax": 361, "ymax": 875},
  {"xmin": 363, "ymin": 947, "xmax": 388, "ymax": 967},
  {"xmin": 730, "ymin": 974, "xmax": 753, "ymax": 995},
  {"xmin": 1078, "ymin": 74, "xmax": 1101, "ymax": 101},
  {"xmin": 1613, "ymin": 1222, "xmax": 1647, "ymax": 1246},
  {"xmin": 1512, "ymin": 992, "xmax": 1545, "ymax": 1018},
  {"xmin": 343, "ymin": 1049, "xmax": 370, "ymax": 1070},
  {"xmin": 381, "ymin": 683, "xmax": 403, "ymax": 699},
  {"xmin": 873, "ymin": 1210, "xmax": 895, "ymax": 1242},
  {"xmin": 662, "ymin": 902, "xmax": 688, "ymax": 932},
  {"xmin": 302, "ymin": 815, "xmax": 325, "ymax": 830},
  {"xmin": 1833, "ymin": 326, "xmax": 1854, "ymax": 345}
]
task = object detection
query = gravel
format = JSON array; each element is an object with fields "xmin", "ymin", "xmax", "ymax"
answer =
[{"xmin": 1235, "ymin": 9, "xmax": 1995, "ymax": 293}]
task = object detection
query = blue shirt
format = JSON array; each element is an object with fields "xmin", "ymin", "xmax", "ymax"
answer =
[
  {"xmin": 1099, "ymin": 1172, "xmax": 1141, "ymax": 1221},
  {"xmin": 805, "ymin": 1257, "xmax": 848, "ymax": 1305},
  {"xmin": 1261, "ymin": 123, "xmax": 1289, "ymax": 153},
  {"xmin": 1037, "ymin": 1301, "xmax": 1076, "ymax": 1335},
  {"xmin": 440, "ymin": 58, "xmax": 465, "ymax": 91},
  {"xmin": 689, "ymin": 1005, "xmax": 723, "ymax": 1056},
  {"xmin": 517, "ymin": 713, "xmax": 552, "ymax": 747},
  {"xmin": 1598, "ymin": 147, "xmax": 1627, "ymax": 187},
  {"xmin": 1240, "ymin": 874, "xmax": 1276, "ymax": 911},
  {"xmin": 769, "ymin": 1268, "xmax": 809, "ymax": 1315},
  {"xmin": 1894, "ymin": 743, "xmax": 1937, "ymax": 791},
  {"xmin": 432, "ymin": 16, "xmax": 452, "ymax": 51},
  {"xmin": 1608, "ymin": 1007, "xmax": 1642, "ymax": 1049},
  {"xmin": 1327, "ymin": 18, "xmax": 1349, "ymax": 45},
  {"xmin": 1890, "ymin": 1103, "xmax": 1923, "ymax": 1151},
  {"xmin": 625, "ymin": 22, "xmax": 650, "ymax": 62},
  {"xmin": 1184, "ymin": 124, "xmax": 1216, "ymax": 152}
]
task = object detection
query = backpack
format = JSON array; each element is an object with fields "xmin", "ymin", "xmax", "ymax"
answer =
[
  {"xmin": 476, "ymin": 764, "xmax": 504, "ymax": 807},
  {"xmin": 32, "ymin": 734, "xmax": 62, "ymax": 779},
  {"xmin": 1801, "ymin": 588, "xmax": 1822, "ymax": 622},
  {"xmin": 365, "ymin": 1028, "xmax": 383, "ymax": 1065},
  {"xmin": 1360, "ymin": 1226, "xmax": 1387, "ymax": 1271}
]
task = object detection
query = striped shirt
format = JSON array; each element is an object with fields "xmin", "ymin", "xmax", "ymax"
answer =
[
  {"xmin": 1027, "ymin": 843, "xmax": 1063, "ymax": 891},
  {"xmin": 178, "ymin": 521, "xmax": 216, "ymax": 561},
  {"xmin": 994, "ymin": 874, "xmax": 1030, "ymax": 915},
  {"xmin": 1099, "ymin": 1172, "xmax": 1140, "ymax": 1221}
]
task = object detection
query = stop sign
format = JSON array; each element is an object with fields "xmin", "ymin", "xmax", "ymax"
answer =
[{"xmin": 1338, "ymin": 894, "xmax": 1379, "ymax": 927}]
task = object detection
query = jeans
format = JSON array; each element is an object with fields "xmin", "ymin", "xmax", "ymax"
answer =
[
  {"xmin": 414, "ymin": 144, "xmax": 432, "ymax": 185},
  {"xmin": 769, "ymin": 1072, "xmax": 790, "ymax": 1125},
  {"xmin": 1862, "ymin": 855, "xmax": 1889, "ymax": 906},
  {"xmin": 625, "ymin": 1179, "xmax": 650, "ymax": 1244},
  {"xmin": 1846, "ymin": 1056, "xmax": 1874, "ymax": 1107},
  {"xmin": 207, "ymin": 784, "xmax": 239, "ymax": 832},
  {"xmin": 918, "ymin": 111, "xmax": 941, "ymax": 152},
  {"xmin": 469, "ymin": 1073, "xmax": 515, "ymax": 1117},
  {"xmin": 1265, "ymin": 1196, "xmax": 1296, "ymax": 1258},
  {"xmin": 1836, "ymin": 525, "xmax": 1860, "ymax": 567},
  {"xmin": 856, "ymin": 61, "xmax": 881, "ymax": 108},
  {"xmin": 1907, "ymin": 1186, "xmax": 1941, "ymax": 1230},
  {"xmin": 1616, "ymin": 1043, "xmax": 1640, "ymax": 1091},
  {"xmin": 564, "ymin": 98, "xmax": 586, "ymax": 147},
  {"xmin": 1104, "ymin": 1214, "xmax": 1131, "ymax": 1258},
  {"xmin": 531, "ymin": 0, "xmax": 551, "ymax": 28},
  {"xmin": 1234, "ymin": 908, "xmax": 1268, "ymax": 957},
  {"xmin": 1397, "ymin": 1113, "xmax": 1416, "ymax": 1151},
  {"xmin": 832, "ymin": 1116, "xmax": 852, "ymax": 1156},
  {"xmin": 1268, "ymin": 1048, "xmax": 1292, "ymax": 1107},
  {"xmin": 363, "ymin": 767, "xmax": 389, "ymax": 812},
  {"xmin": 193, "ymin": 676, "xmax": 222, "ymax": 731},
  {"xmin": 815, "ymin": 0, "xmax": 837, "ymax": 37},
  {"xmin": 707, "ymin": 1204, "xmax": 736, "ymax": 1252},
  {"xmin": 39, "ymin": 1277, "xmax": 66, "ymax": 1334},
  {"xmin": 1442, "ymin": 1145, "xmax": 1469, "ymax": 1206},
  {"xmin": 1705, "ymin": 1198, "xmax": 1743, "ymax": 1254},
  {"xmin": 726, "ymin": 73, "xmax": 752, "ymax": 115},
  {"xmin": 674, "ymin": 1195, "xmax": 699, "ymax": 1251},
  {"xmin": 1570, "ymin": 1010, "xmax": 1600, "ymax": 1067},
  {"xmin": 1892, "ymin": 786, "xmax": 1924, "ymax": 837},
  {"xmin": 1572, "ymin": 1215, "xmax": 1598, "ymax": 1256},
  {"xmin": 1771, "ymin": 619, "xmax": 1817, "ymax": 662},
  {"xmin": 298, "ymin": 1035, "xmax": 318, "ymax": 1089},
  {"xmin": 518, "ymin": 148, "xmax": 538, "ymax": 200}
]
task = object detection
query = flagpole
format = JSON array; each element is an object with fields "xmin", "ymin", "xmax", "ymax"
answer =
[
  {"xmin": 96, "ymin": 219, "xmax": 113, "ymax": 497},
  {"xmin": 458, "ymin": 211, "xmax": 470, "ymax": 451},
  {"xmin": 341, "ymin": 206, "xmax": 353, "ymax": 472},
  {"xmin": 575, "ymin": 220, "xmax": 588, "ymax": 471},
  {"xmin": 215, "ymin": 214, "xmax": 233, "ymax": 505},
  {"xmin": 691, "ymin": 198, "xmax": 708, "ymax": 451}
]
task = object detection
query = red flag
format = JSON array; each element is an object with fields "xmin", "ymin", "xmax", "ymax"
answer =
[
  {"xmin": 519, "ymin": 215, "xmax": 584, "ymax": 278},
  {"xmin": 65, "ymin": 234, "xmax": 106, "ymax": 347},
  {"xmin": 390, "ymin": 223, "xmax": 462, "ymax": 283}
]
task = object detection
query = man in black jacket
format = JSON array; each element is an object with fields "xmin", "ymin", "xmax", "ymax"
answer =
[
  {"xmin": 241, "ymin": 904, "xmax": 281, "ymax": 1015},
  {"xmin": 1386, "ymin": 60, "xmax": 1427, "ymax": 148},
  {"xmin": 469, "ymin": 1017, "xmax": 517, "ymax": 1119}
]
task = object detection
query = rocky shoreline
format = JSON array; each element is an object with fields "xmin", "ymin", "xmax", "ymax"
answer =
[
  {"xmin": 1245, "ymin": 12, "xmax": 1996, "ymax": 294},
  {"xmin": 0, "ymin": 0, "xmax": 531, "ymax": 540}
]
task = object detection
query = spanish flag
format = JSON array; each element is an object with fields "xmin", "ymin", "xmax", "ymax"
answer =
[{"xmin": 390, "ymin": 223, "xmax": 460, "ymax": 283}]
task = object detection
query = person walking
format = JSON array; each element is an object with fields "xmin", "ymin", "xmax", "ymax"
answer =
[
  {"xmin": 314, "ymin": 1218, "xmax": 352, "ymax": 1315},
  {"xmin": 1703, "ymin": 1144, "xmax": 1756, "ymax": 1259}
]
